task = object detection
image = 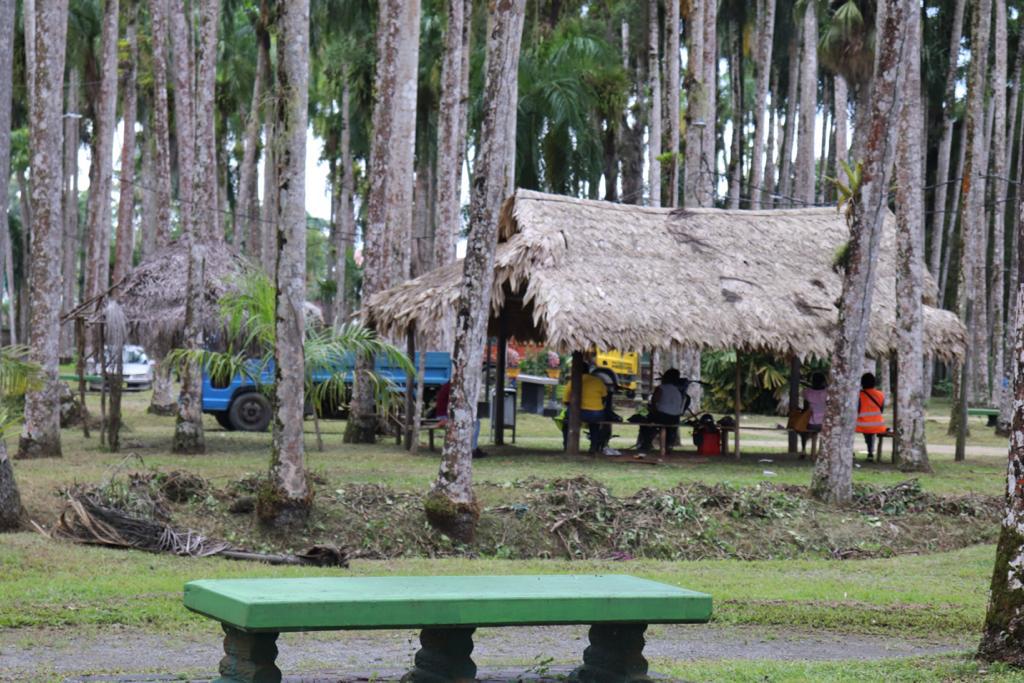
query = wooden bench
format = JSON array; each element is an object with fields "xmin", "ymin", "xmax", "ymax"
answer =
[{"xmin": 184, "ymin": 574, "xmax": 712, "ymax": 683}]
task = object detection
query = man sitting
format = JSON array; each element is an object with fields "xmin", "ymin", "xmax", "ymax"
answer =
[{"xmin": 637, "ymin": 368, "xmax": 689, "ymax": 452}]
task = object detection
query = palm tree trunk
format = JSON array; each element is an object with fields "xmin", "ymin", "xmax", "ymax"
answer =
[
  {"xmin": 811, "ymin": 0, "xmax": 911, "ymax": 504},
  {"xmin": 683, "ymin": 0, "xmax": 706, "ymax": 208},
  {"xmin": 345, "ymin": 0, "xmax": 421, "ymax": 444},
  {"xmin": 0, "ymin": 0, "xmax": 11, "ymax": 343},
  {"xmin": 237, "ymin": 10, "xmax": 269, "ymax": 256},
  {"xmin": 816, "ymin": 78, "xmax": 831, "ymax": 205},
  {"xmin": 647, "ymin": 0, "xmax": 661, "ymax": 208},
  {"xmin": 149, "ymin": 0, "xmax": 172, "ymax": 250},
  {"xmin": 112, "ymin": 12, "xmax": 139, "ymax": 291},
  {"xmin": 990, "ymin": 0, "xmax": 1009, "ymax": 409},
  {"xmin": 84, "ymin": 0, "xmax": 119, "ymax": 304},
  {"xmin": 426, "ymin": 0, "xmax": 526, "ymax": 544},
  {"xmin": 952, "ymin": 0, "xmax": 992, "ymax": 458},
  {"xmin": 665, "ymin": 0, "xmax": 680, "ymax": 208},
  {"xmin": 778, "ymin": 34, "xmax": 800, "ymax": 206},
  {"xmin": 795, "ymin": 2, "xmax": 817, "ymax": 206},
  {"xmin": 170, "ymin": 0, "xmax": 204, "ymax": 454},
  {"xmin": 264, "ymin": 0, "xmax": 311, "ymax": 524},
  {"xmin": 193, "ymin": 0, "xmax": 220, "ymax": 243},
  {"xmin": 0, "ymin": 0, "xmax": 14, "ymax": 347},
  {"xmin": 749, "ymin": 0, "xmax": 776, "ymax": 210},
  {"xmin": 940, "ymin": 127, "xmax": 967, "ymax": 304},
  {"xmin": 17, "ymin": 0, "xmax": 68, "ymax": 460},
  {"xmin": 978, "ymin": 232, "xmax": 1024, "ymax": 663},
  {"xmin": 331, "ymin": 78, "xmax": 355, "ymax": 326},
  {"xmin": 834, "ymin": 74, "xmax": 849, "ymax": 171},
  {"xmin": 894, "ymin": 1, "xmax": 929, "ymax": 473},
  {"xmin": 701, "ymin": 0, "xmax": 716, "ymax": 203},
  {"xmin": 433, "ymin": 0, "xmax": 470, "ymax": 351},
  {"xmin": 59, "ymin": 69, "xmax": 79, "ymax": 360},
  {"xmin": 254, "ymin": 2, "xmax": 274, "ymax": 268},
  {"xmin": 0, "ymin": 438, "xmax": 20, "ymax": 530},
  {"xmin": 929, "ymin": 0, "xmax": 966, "ymax": 282},
  {"xmin": 170, "ymin": 0, "xmax": 195, "ymax": 236},
  {"xmin": 726, "ymin": 24, "xmax": 742, "ymax": 210},
  {"xmin": 762, "ymin": 67, "xmax": 778, "ymax": 204}
]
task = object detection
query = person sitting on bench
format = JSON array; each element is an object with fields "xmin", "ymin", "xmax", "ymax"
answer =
[
  {"xmin": 433, "ymin": 381, "xmax": 486, "ymax": 458},
  {"xmin": 636, "ymin": 368, "xmax": 689, "ymax": 452},
  {"xmin": 562, "ymin": 368, "xmax": 612, "ymax": 454}
]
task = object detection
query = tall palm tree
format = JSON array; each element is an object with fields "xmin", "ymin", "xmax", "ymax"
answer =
[
  {"xmin": 16, "ymin": 0, "xmax": 68, "ymax": 460},
  {"xmin": 811, "ymin": 0, "xmax": 912, "ymax": 504},
  {"xmin": 345, "ymin": 0, "xmax": 421, "ymax": 444},
  {"xmin": 425, "ymin": 0, "xmax": 526, "ymax": 544},
  {"xmin": 893, "ymin": 0, "xmax": 928, "ymax": 473},
  {"xmin": 267, "ymin": 0, "xmax": 311, "ymax": 524}
]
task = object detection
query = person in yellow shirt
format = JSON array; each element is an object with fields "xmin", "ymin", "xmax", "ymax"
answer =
[{"xmin": 562, "ymin": 370, "xmax": 612, "ymax": 453}]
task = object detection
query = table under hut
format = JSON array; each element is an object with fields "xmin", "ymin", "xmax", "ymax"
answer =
[{"xmin": 366, "ymin": 189, "xmax": 966, "ymax": 459}]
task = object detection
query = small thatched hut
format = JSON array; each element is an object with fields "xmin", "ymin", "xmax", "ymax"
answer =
[
  {"xmin": 67, "ymin": 240, "xmax": 250, "ymax": 355},
  {"xmin": 366, "ymin": 189, "xmax": 965, "ymax": 361}
]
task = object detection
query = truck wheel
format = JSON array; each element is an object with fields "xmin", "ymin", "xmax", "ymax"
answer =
[
  {"xmin": 213, "ymin": 411, "xmax": 234, "ymax": 430},
  {"xmin": 228, "ymin": 391, "xmax": 271, "ymax": 432}
]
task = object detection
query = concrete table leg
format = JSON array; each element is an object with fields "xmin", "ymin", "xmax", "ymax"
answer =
[
  {"xmin": 568, "ymin": 623, "xmax": 652, "ymax": 683},
  {"xmin": 214, "ymin": 624, "xmax": 282, "ymax": 683},
  {"xmin": 401, "ymin": 627, "xmax": 477, "ymax": 683}
]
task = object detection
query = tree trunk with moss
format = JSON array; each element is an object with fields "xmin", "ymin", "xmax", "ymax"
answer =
[
  {"xmin": 193, "ymin": 0, "xmax": 219, "ymax": 243},
  {"xmin": 0, "ymin": 0, "xmax": 15, "ymax": 344},
  {"xmin": 262, "ymin": 0, "xmax": 311, "ymax": 526},
  {"xmin": 148, "ymin": 0, "xmax": 172, "ymax": 251},
  {"xmin": 172, "ymin": 239, "xmax": 205, "ymax": 454},
  {"xmin": 989, "ymin": 0, "xmax": 1009, "ymax": 412},
  {"xmin": 665, "ymin": 0, "xmax": 679, "ymax": 208},
  {"xmin": 426, "ymin": 0, "xmax": 525, "ymax": 543},
  {"xmin": 236, "ymin": 6, "xmax": 269, "ymax": 255},
  {"xmin": 683, "ymin": 0, "xmax": 705, "ymax": 208},
  {"xmin": 794, "ymin": 0, "xmax": 817, "ymax": 206},
  {"xmin": 17, "ymin": 0, "xmax": 67, "ymax": 461},
  {"xmin": 893, "ymin": 0, "xmax": 929, "ymax": 473},
  {"xmin": 978, "ymin": 278, "xmax": 1024, "ymax": 663},
  {"xmin": 345, "ymin": 0, "xmax": 421, "ymax": 444},
  {"xmin": 0, "ymin": 440, "xmax": 21, "ymax": 530},
  {"xmin": 811, "ymin": 0, "xmax": 909, "ymax": 504},
  {"xmin": 148, "ymin": 362, "xmax": 177, "ymax": 414},
  {"xmin": 330, "ymin": 78, "xmax": 355, "ymax": 326}
]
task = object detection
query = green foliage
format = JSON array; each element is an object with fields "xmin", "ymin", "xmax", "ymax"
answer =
[
  {"xmin": 0, "ymin": 345, "xmax": 41, "ymax": 437},
  {"xmin": 701, "ymin": 350, "xmax": 828, "ymax": 414}
]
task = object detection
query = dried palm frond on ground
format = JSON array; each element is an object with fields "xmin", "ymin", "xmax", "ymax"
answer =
[{"xmin": 39, "ymin": 487, "xmax": 348, "ymax": 567}]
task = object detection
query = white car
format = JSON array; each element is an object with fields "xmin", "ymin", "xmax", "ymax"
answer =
[{"xmin": 88, "ymin": 345, "xmax": 155, "ymax": 391}]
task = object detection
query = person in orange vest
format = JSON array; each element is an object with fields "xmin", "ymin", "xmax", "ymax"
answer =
[{"xmin": 856, "ymin": 372, "xmax": 886, "ymax": 462}]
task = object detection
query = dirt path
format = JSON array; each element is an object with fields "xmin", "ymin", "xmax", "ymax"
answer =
[{"xmin": 1, "ymin": 624, "xmax": 970, "ymax": 682}]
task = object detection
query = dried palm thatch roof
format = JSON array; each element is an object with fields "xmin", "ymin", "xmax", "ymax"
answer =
[
  {"xmin": 67, "ymin": 240, "xmax": 250, "ymax": 355},
  {"xmin": 366, "ymin": 189, "xmax": 965, "ymax": 360}
]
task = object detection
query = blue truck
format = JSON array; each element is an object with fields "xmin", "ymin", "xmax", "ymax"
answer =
[{"xmin": 202, "ymin": 352, "xmax": 453, "ymax": 431}]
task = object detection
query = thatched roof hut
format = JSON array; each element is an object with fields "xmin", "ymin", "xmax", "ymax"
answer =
[
  {"xmin": 67, "ymin": 240, "xmax": 250, "ymax": 355},
  {"xmin": 366, "ymin": 189, "xmax": 965, "ymax": 360}
]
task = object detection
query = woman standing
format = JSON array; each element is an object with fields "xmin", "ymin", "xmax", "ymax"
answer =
[{"xmin": 856, "ymin": 372, "xmax": 887, "ymax": 462}]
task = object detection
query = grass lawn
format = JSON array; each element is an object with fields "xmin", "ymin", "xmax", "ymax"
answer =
[{"xmin": 1, "ymin": 389, "xmax": 1018, "ymax": 680}]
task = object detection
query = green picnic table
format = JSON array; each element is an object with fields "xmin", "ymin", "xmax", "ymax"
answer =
[
  {"xmin": 968, "ymin": 407, "xmax": 1000, "ymax": 427},
  {"xmin": 183, "ymin": 574, "xmax": 712, "ymax": 683}
]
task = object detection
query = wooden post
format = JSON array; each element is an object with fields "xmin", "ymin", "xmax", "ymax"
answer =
[
  {"xmin": 403, "ymin": 325, "xmax": 416, "ymax": 450},
  {"xmin": 734, "ymin": 352, "xmax": 741, "ymax": 459},
  {"xmin": 567, "ymin": 351, "xmax": 584, "ymax": 455},
  {"xmin": 788, "ymin": 356, "xmax": 801, "ymax": 453},
  {"xmin": 494, "ymin": 315, "xmax": 507, "ymax": 446}
]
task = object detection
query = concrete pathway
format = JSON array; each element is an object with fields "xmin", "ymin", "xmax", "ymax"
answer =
[{"xmin": 0, "ymin": 624, "xmax": 970, "ymax": 683}]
